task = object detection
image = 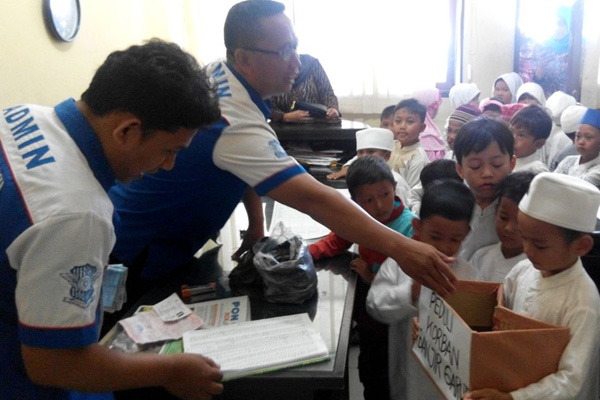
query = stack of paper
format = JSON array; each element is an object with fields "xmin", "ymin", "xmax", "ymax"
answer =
[
  {"xmin": 160, "ymin": 296, "xmax": 250, "ymax": 355},
  {"xmin": 183, "ymin": 313, "xmax": 330, "ymax": 380},
  {"xmin": 118, "ymin": 293, "xmax": 203, "ymax": 345},
  {"xmin": 102, "ymin": 264, "xmax": 128, "ymax": 313}
]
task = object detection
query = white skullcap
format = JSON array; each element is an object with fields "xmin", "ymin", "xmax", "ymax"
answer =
[
  {"xmin": 545, "ymin": 91, "xmax": 576, "ymax": 124},
  {"xmin": 356, "ymin": 128, "xmax": 394, "ymax": 152},
  {"xmin": 516, "ymin": 82, "xmax": 546, "ymax": 106},
  {"xmin": 560, "ymin": 105, "xmax": 587, "ymax": 134},
  {"xmin": 519, "ymin": 172, "xmax": 600, "ymax": 232}
]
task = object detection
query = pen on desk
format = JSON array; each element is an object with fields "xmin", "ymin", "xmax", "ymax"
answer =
[{"xmin": 181, "ymin": 283, "xmax": 216, "ymax": 298}]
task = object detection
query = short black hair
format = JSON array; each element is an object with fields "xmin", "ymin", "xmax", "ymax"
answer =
[
  {"xmin": 498, "ymin": 171, "xmax": 537, "ymax": 204},
  {"xmin": 559, "ymin": 228, "xmax": 587, "ymax": 244},
  {"xmin": 420, "ymin": 180, "xmax": 475, "ymax": 223},
  {"xmin": 81, "ymin": 39, "xmax": 220, "ymax": 133},
  {"xmin": 224, "ymin": 0, "xmax": 286, "ymax": 63},
  {"xmin": 394, "ymin": 98, "xmax": 426, "ymax": 124},
  {"xmin": 454, "ymin": 117, "xmax": 514, "ymax": 165},
  {"xmin": 420, "ymin": 159, "xmax": 462, "ymax": 190},
  {"xmin": 510, "ymin": 105, "xmax": 553, "ymax": 141},
  {"xmin": 380, "ymin": 105, "xmax": 396, "ymax": 121},
  {"xmin": 346, "ymin": 155, "xmax": 395, "ymax": 199}
]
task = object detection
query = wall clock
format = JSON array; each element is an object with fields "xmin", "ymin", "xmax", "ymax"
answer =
[{"xmin": 43, "ymin": 0, "xmax": 81, "ymax": 42}]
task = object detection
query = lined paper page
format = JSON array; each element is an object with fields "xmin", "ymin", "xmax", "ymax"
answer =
[{"xmin": 183, "ymin": 313, "xmax": 330, "ymax": 380}]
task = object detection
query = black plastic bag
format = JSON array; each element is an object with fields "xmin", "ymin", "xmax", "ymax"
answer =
[{"xmin": 252, "ymin": 222, "xmax": 318, "ymax": 304}]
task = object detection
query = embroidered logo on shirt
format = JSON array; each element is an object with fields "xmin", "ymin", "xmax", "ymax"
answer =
[
  {"xmin": 61, "ymin": 264, "xmax": 101, "ymax": 308},
  {"xmin": 268, "ymin": 140, "xmax": 287, "ymax": 158}
]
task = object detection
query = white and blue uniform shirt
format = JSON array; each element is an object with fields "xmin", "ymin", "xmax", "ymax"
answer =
[
  {"xmin": 109, "ymin": 60, "xmax": 306, "ymax": 280},
  {"xmin": 0, "ymin": 99, "xmax": 115, "ymax": 400}
]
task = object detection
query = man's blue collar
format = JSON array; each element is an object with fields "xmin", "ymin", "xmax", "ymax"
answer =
[
  {"xmin": 54, "ymin": 99, "xmax": 115, "ymax": 191},
  {"xmin": 226, "ymin": 62, "xmax": 272, "ymax": 120}
]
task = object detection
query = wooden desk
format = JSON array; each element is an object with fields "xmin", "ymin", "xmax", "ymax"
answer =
[
  {"xmin": 111, "ymin": 247, "xmax": 356, "ymax": 400},
  {"xmin": 221, "ymin": 253, "xmax": 356, "ymax": 400},
  {"xmin": 272, "ymin": 119, "xmax": 369, "ymax": 161},
  {"xmin": 271, "ymin": 119, "xmax": 369, "ymax": 143}
]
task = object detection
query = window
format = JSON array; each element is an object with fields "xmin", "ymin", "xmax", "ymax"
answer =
[
  {"xmin": 285, "ymin": 0, "xmax": 459, "ymax": 113},
  {"xmin": 195, "ymin": 0, "xmax": 460, "ymax": 114}
]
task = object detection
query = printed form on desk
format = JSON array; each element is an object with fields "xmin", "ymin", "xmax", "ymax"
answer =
[{"xmin": 182, "ymin": 313, "xmax": 330, "ymax": 380}]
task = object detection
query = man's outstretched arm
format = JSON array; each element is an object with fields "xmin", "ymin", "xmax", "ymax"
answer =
[{"xmin": 267, "ymin": 173, "xmax": 457, "ymax": 296}]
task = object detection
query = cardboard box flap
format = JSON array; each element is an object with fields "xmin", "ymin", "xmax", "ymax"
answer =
[
  {"xmin": 470, "ymin": 327, "xmax": 570, "ymax": 392},
  {"xmin": 493, "ymin": 305, "xmax": 570, "ymax": 331}
]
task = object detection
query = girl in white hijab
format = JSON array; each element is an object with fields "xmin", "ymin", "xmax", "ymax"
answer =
[
  {"xmin": 448, "ymin": 83, "xmax": 481, "ymax": 109},
  {"xmin": 516, "ymin": 82, "xmax": 546, "ymax": 106},
  {"xmin": 492, "ymin": 72, "xmax": 523, "ymax": 104}
]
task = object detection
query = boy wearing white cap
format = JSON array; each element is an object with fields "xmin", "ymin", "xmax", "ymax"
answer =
[
  {"xmin": 327, "ymin": 128, "xmax": 411, "ymax": 204},
  {"xmin": 549, "ymin": 104, "xmax": 587, "ymax": 171},
  {"xmin": 464, "ymin": 172, "xmax": 600, "ymax": 400},
  {"xmin": 540, "ymin": 91, "xmax": 576, "ymax": 167},
  {"xmin": 555, "ymin": 108, "xmax": 600, "ymax": 188}
]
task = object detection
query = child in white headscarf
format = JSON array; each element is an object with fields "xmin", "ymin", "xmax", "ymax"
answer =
[
  {"xmin": 448, "ymin": 82, "xmax": 481, "ymax": 109},
  {"xmin": 516, "ymin": 82, "xmax": 547, "ymax": 106},
  {"xmin": 492, "ymin": 72, "xmax": 523, "ymax": 104}
]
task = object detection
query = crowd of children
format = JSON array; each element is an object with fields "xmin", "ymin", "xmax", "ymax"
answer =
[{"xmin": 315, "ymin": 77, "xmax": 600, "ymax": 399}]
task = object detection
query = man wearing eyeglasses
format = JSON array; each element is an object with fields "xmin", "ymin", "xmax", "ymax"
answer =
[{"xmin": 108, "ymin": 0, "xmax": 457, "ymax": 317}]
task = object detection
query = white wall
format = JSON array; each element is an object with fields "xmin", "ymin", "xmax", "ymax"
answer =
[
  {"xmin": 0, "ymin": 1, "xmax": 598, "ymax": 114},
  {"xmin": 0, "ymin": 0, "xmax": 200, "ymax": 108}
]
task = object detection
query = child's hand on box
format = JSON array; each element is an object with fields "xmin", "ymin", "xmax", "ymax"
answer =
[
  {"xmin": 463, "ymin": 389, "xmax": 513, "ymax": 400},
  {"xmin": 411, "ymin": 317, "xmax": 419, "ymax": 342},
  {"xmin": 349, "ymin": 258, "xmax": 373, "ymax": 283}
]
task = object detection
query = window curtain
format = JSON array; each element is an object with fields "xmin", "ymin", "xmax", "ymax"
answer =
[{"xmin": 191, "ymin": 0, "xmax": 454, "ymax": 114}]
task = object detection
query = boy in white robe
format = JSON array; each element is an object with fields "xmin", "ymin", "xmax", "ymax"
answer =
[
  {"xmin": 454, "ymin": 118, "xmax": 516, "ymax": 260},
  {"xmin": 367, "ymin": 180, "xmax": 480, "ymax": 400},
  {"xmin": 470, "ymin": 171, "xmax": 536, "ymax": 282},
  {"xmin": 464, "ymin": 172, "xmax": 600, "ymax": 400},
  {"xmin": 555, "ymin": 108, "xmax": 600, "ymax": 188}
]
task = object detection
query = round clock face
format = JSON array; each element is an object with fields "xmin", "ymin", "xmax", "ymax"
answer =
[{"xmin": 44, "ymin": 0, "xmax": 81, "ymax": 42}]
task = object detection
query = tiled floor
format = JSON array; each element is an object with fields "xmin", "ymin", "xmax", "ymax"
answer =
[{"xmin": 348, "ymin": 344, "xmax": 364, "ymax": 400}]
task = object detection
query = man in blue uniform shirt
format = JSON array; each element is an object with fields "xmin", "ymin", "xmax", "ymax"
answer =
[
  {"xmin": 0, "ymin": 39, "xmax": 224, "ymax": 399},
  {"xmin": 110, "ymin": 0, "xmax": 457, "ymax": 302}
]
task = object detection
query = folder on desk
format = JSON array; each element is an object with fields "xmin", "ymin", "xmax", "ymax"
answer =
[
  {"xmin": 292, "ymin": 101, "xmax": 328, "ymax": 119},
  {"xmin": 182, "ymin": 313, "xmax": 330, "ymax": 380}
]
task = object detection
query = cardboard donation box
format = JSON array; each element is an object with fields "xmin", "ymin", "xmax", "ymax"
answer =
[{"xmin": 412, "ymin": 281, "xmax": 570, "ymax": 400}]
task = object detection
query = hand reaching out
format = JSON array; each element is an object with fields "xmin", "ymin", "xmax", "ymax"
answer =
[
  {"xmin": 326, "ymin": 108, "xmax": 340, "ymax": 119},
  {"xmin": 327, "ymin": 168, "xmax": 347, "ymax": 180},
  {"xmin": 164, "ymin": 354, "xmax": 224, "ymax": 400},
  {"xmin": 283, "ymin": 110, "xmax": 312, "ymax": 122},
  {"xmin": 349, "ymin": 258, "xmax": 374, "ymax": 283}
]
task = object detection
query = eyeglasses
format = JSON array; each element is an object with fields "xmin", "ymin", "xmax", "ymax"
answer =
[{"xmin": 243, "ymin": 44, "xmax": 297, "ymax": 62}]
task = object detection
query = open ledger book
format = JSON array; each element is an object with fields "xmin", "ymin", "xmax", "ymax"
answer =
[{"xmin": 182, "ymin": 313, "xmax": 330, "ymax": 380}]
